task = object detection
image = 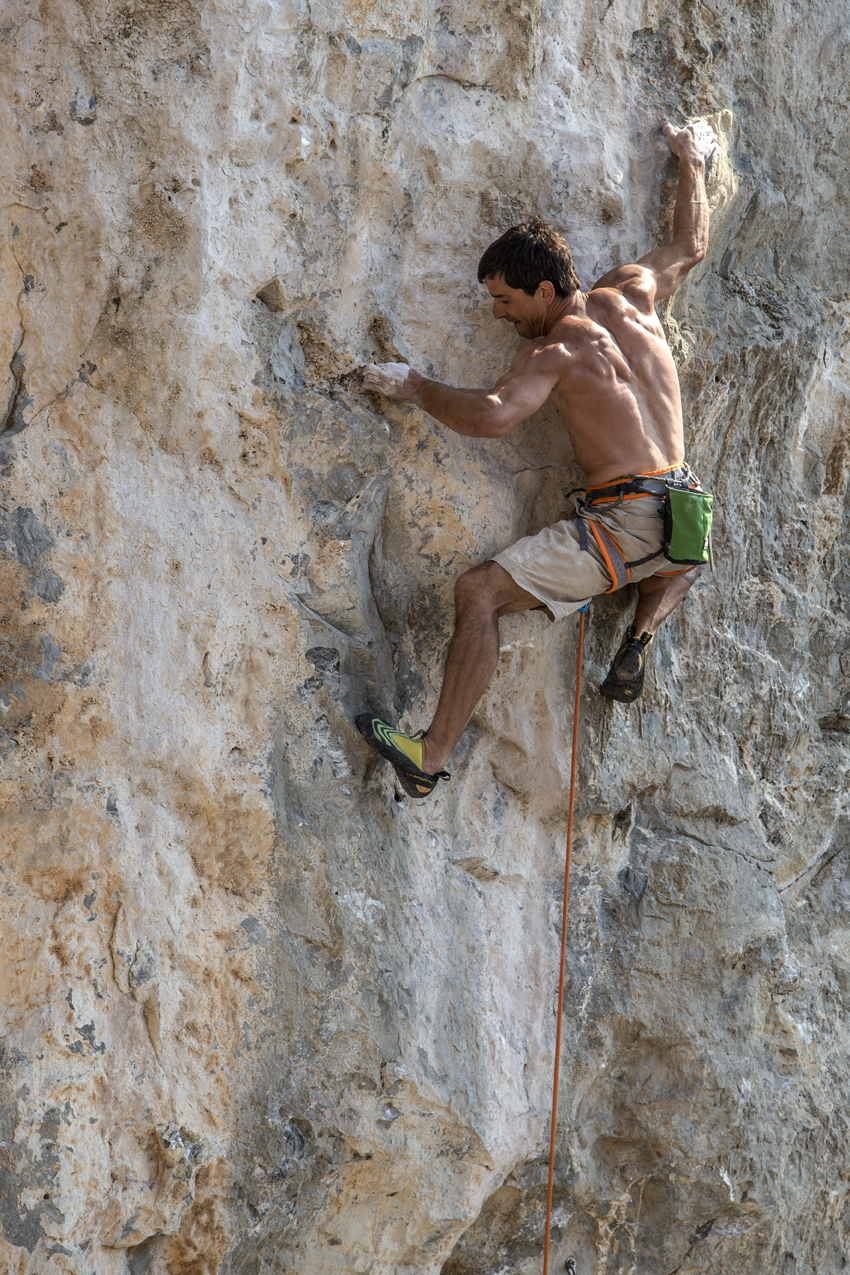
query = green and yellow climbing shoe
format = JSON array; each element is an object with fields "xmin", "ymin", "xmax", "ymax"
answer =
[
  {"xmin": 600, "ymin": 625, "xmax": 653, "ymax": 703},
  {"xmin": 356, "ymin": 713, "xmax": 450, "ymax": 799}
]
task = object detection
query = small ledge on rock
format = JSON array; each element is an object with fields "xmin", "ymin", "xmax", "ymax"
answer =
[
  {"xmin": 256, "ymin": 277, "xmax": 287, "ymax": 312},
  {"xmin": 453, "ymin": 857, "xmax": 501, "ymax": 881}
]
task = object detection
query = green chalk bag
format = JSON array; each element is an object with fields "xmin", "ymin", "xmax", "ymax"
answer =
[{"xmin": 662, "ymin": 485, "xmax": 714, "ymax": 566}]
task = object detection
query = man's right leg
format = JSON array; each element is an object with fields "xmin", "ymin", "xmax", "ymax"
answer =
[
  {"xmin": 420, "ymin": 560, "xmax": 545, "ymax": 773},
  {"xmin": 356, "ymin": 560, "xmax": 544, "ymax": 797}
]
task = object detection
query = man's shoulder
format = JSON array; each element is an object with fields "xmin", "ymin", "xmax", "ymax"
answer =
[
  {"xmin": 523, "ymin": 328, "xmax": 580, "ymax": 364},
  {"xmin": 590, "ymin": 264, "xmax": 657, "ymax": 313},
  {"xmin": 539, "ymin": 310, "xmax": 600, "ymax": 352}
]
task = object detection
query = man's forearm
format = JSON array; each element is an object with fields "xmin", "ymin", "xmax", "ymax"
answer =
[
  {"xmin": 636, "ymin": 121, "xmax": 716, "ymax": 296},
  {"xmin": 408, "ymin": 374, "xmax": 506, "ymax": 437},
  {"xmin": 671, "ymin": 153, "xmax": 709, "ymax": 262}
]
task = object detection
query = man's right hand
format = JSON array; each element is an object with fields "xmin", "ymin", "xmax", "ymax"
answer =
[
  {"xmin": 662, "ymin": 119, "xmax": 718, "ymax": 166},
  {"xmin": 362, "ymin": 362, "xmax": 417, "ymax": 400}
]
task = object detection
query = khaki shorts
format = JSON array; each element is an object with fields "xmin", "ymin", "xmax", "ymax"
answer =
[{"xmin": 493, "ymin": 465, "xmax": 696, "ymax": 622}]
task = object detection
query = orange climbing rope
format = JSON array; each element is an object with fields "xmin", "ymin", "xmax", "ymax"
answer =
[{"xmin": 542, "ymin": 607, "xmax": 586, "ymax": 1275}]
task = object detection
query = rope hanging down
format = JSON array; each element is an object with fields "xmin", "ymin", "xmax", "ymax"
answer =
[{"xmin": 542, "ymin": 606, "xmax": 586, "ymax": 1275}]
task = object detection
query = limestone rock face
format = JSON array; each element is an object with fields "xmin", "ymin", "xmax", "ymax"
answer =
[{"xmin": 1, "ymin": 1, "xmax": 849, "ymax": 1273}]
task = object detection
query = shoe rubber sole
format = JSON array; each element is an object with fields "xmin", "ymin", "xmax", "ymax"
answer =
[{"xmin": 599, "ymin": 636, "xmax": 649, "ymax": 703}]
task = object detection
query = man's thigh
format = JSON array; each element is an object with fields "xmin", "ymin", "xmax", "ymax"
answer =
[{"xmin": 491, "ymin": 518, "xmax": 609, "ymax": 621}]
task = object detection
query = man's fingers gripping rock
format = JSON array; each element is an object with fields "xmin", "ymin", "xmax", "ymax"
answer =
[
  {"xmin": 663, "ymin": 118, "xmax": 718, "ymax": 164},
  {"xmin": 688, "ymin": 119, "xmax": 719, "ymax": 162},
  {"xmin": 362, "ymin": 361, "xmax": 411, "ymax": 398}
]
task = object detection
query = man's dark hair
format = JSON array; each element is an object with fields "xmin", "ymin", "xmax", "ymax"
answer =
[{"xmin": 477, "ymin": 216, "xmax": 580, "ymax": 298}]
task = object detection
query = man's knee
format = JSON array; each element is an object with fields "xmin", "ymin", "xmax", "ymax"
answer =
[{"xmin": 455, "ymin": 561, "xmax": 506, "ymax": 613}]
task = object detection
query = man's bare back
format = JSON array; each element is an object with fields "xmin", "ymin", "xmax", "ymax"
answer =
[{"xmin": 486, "ymin": 281, "xmax": 685, "ymax": 485}]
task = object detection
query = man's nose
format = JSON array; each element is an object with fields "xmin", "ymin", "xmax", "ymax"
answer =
[{"xmin": 493, "ymin": 302, "xmax": 505, "ymax": 319}]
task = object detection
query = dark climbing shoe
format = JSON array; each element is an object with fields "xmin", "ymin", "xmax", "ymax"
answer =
[
  {"xmin": 600, "ymin": 626, "xmax": 653, "ymax": 703},
  {"xmin": 356, "ymin": 713, "xmax": 450, "ymax": 799}
]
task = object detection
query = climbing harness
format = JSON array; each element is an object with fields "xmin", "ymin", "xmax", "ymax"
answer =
[
  {"xmin": 542, "ymin": 604, "xmax": 586, "ymax": 1275},
  {"xmin": 569, "ymin": 465, "xmax": 715, "ymax": 588},
  {"xmin": 573, "ymin": 480, "xmax": 664, "ymax": 590}
]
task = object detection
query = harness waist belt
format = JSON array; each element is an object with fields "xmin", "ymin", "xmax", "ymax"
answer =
[{"xmin": 585, "ymin": 475, "xmax": 677, "ymax": 503}]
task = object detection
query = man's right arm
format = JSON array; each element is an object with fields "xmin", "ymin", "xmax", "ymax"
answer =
[
  {"xmin": 362, "ymin": 348, "xmax": 562, "ymax": 438},
  {"xmin": 592, "ymin": 120, "xmax": 716, "ymax": 308}
]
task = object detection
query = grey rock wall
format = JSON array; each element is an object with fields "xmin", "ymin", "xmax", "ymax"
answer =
[{"xmin": 1, "ymin": 1, "xmax": 848, "ymax": 1273}]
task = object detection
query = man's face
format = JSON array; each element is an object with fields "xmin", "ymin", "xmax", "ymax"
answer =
[{"xmin": 484, "ymin": 275, "xmax": 548, "ymax": 339}]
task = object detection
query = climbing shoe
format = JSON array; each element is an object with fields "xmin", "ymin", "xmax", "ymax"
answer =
[
  {"xmin": 355, "ymin": 713, "xmax": 450, "ymax": 800},
  {"xmin": 600, "ymin": 625, "xmax": 653, "ymax": 703}
]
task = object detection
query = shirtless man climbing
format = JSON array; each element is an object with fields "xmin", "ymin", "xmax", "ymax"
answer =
[{"xmin": 357, "ymin": 120, "xmax": 717, "ymax": 798}]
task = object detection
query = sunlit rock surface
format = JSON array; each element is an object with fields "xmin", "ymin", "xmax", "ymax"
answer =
[{"xmin": 1, "ymin": 1, "xmax": 849, "ymax": 1272}]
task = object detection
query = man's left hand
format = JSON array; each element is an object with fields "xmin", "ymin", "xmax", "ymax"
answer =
[{"xmin": 662, "ymin": 119, "xmax": 718, "ymax": 167}]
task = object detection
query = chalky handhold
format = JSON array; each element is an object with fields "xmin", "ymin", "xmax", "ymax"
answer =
[{"xmin": 362, "ymin": 361, "xmax": 411, "ymax": 396}]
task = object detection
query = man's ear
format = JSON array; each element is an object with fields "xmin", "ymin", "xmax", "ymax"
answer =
[{"xmin": 537, "ymin": 280, "xmax": 556, "ymax": 302}]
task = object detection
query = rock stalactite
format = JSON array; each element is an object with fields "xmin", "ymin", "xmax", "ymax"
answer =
[{"xmin": 1, "ymin": 1, "xmax": 848, "ymax": 1273}]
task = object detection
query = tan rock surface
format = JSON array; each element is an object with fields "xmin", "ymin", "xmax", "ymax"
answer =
[{"xmin": 1, "ymin": 1, "xmax": 849, "ymax": 1273}]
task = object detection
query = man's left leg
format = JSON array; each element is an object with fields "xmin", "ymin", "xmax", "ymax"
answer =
[
  {"xmin": 632, "ymin": 568, "xmax": 699, "ymax": 634},
  {"xmin": 601, "ymin": 567, "xmax": 701, "ymax": 702}
]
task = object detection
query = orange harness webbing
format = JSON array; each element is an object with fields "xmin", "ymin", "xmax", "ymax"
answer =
[{"xmin": 542, "ymin": 607, "xmax": 585, "ymax": 1275}]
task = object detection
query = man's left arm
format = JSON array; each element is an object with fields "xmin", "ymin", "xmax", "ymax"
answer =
[
  {"xmin": 593, "ymin": 120, "xmax": 716, "ymax": 309},
  {"xmin": 362, "ymin": 348, "xmax": 561, "ymax": 438}
]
